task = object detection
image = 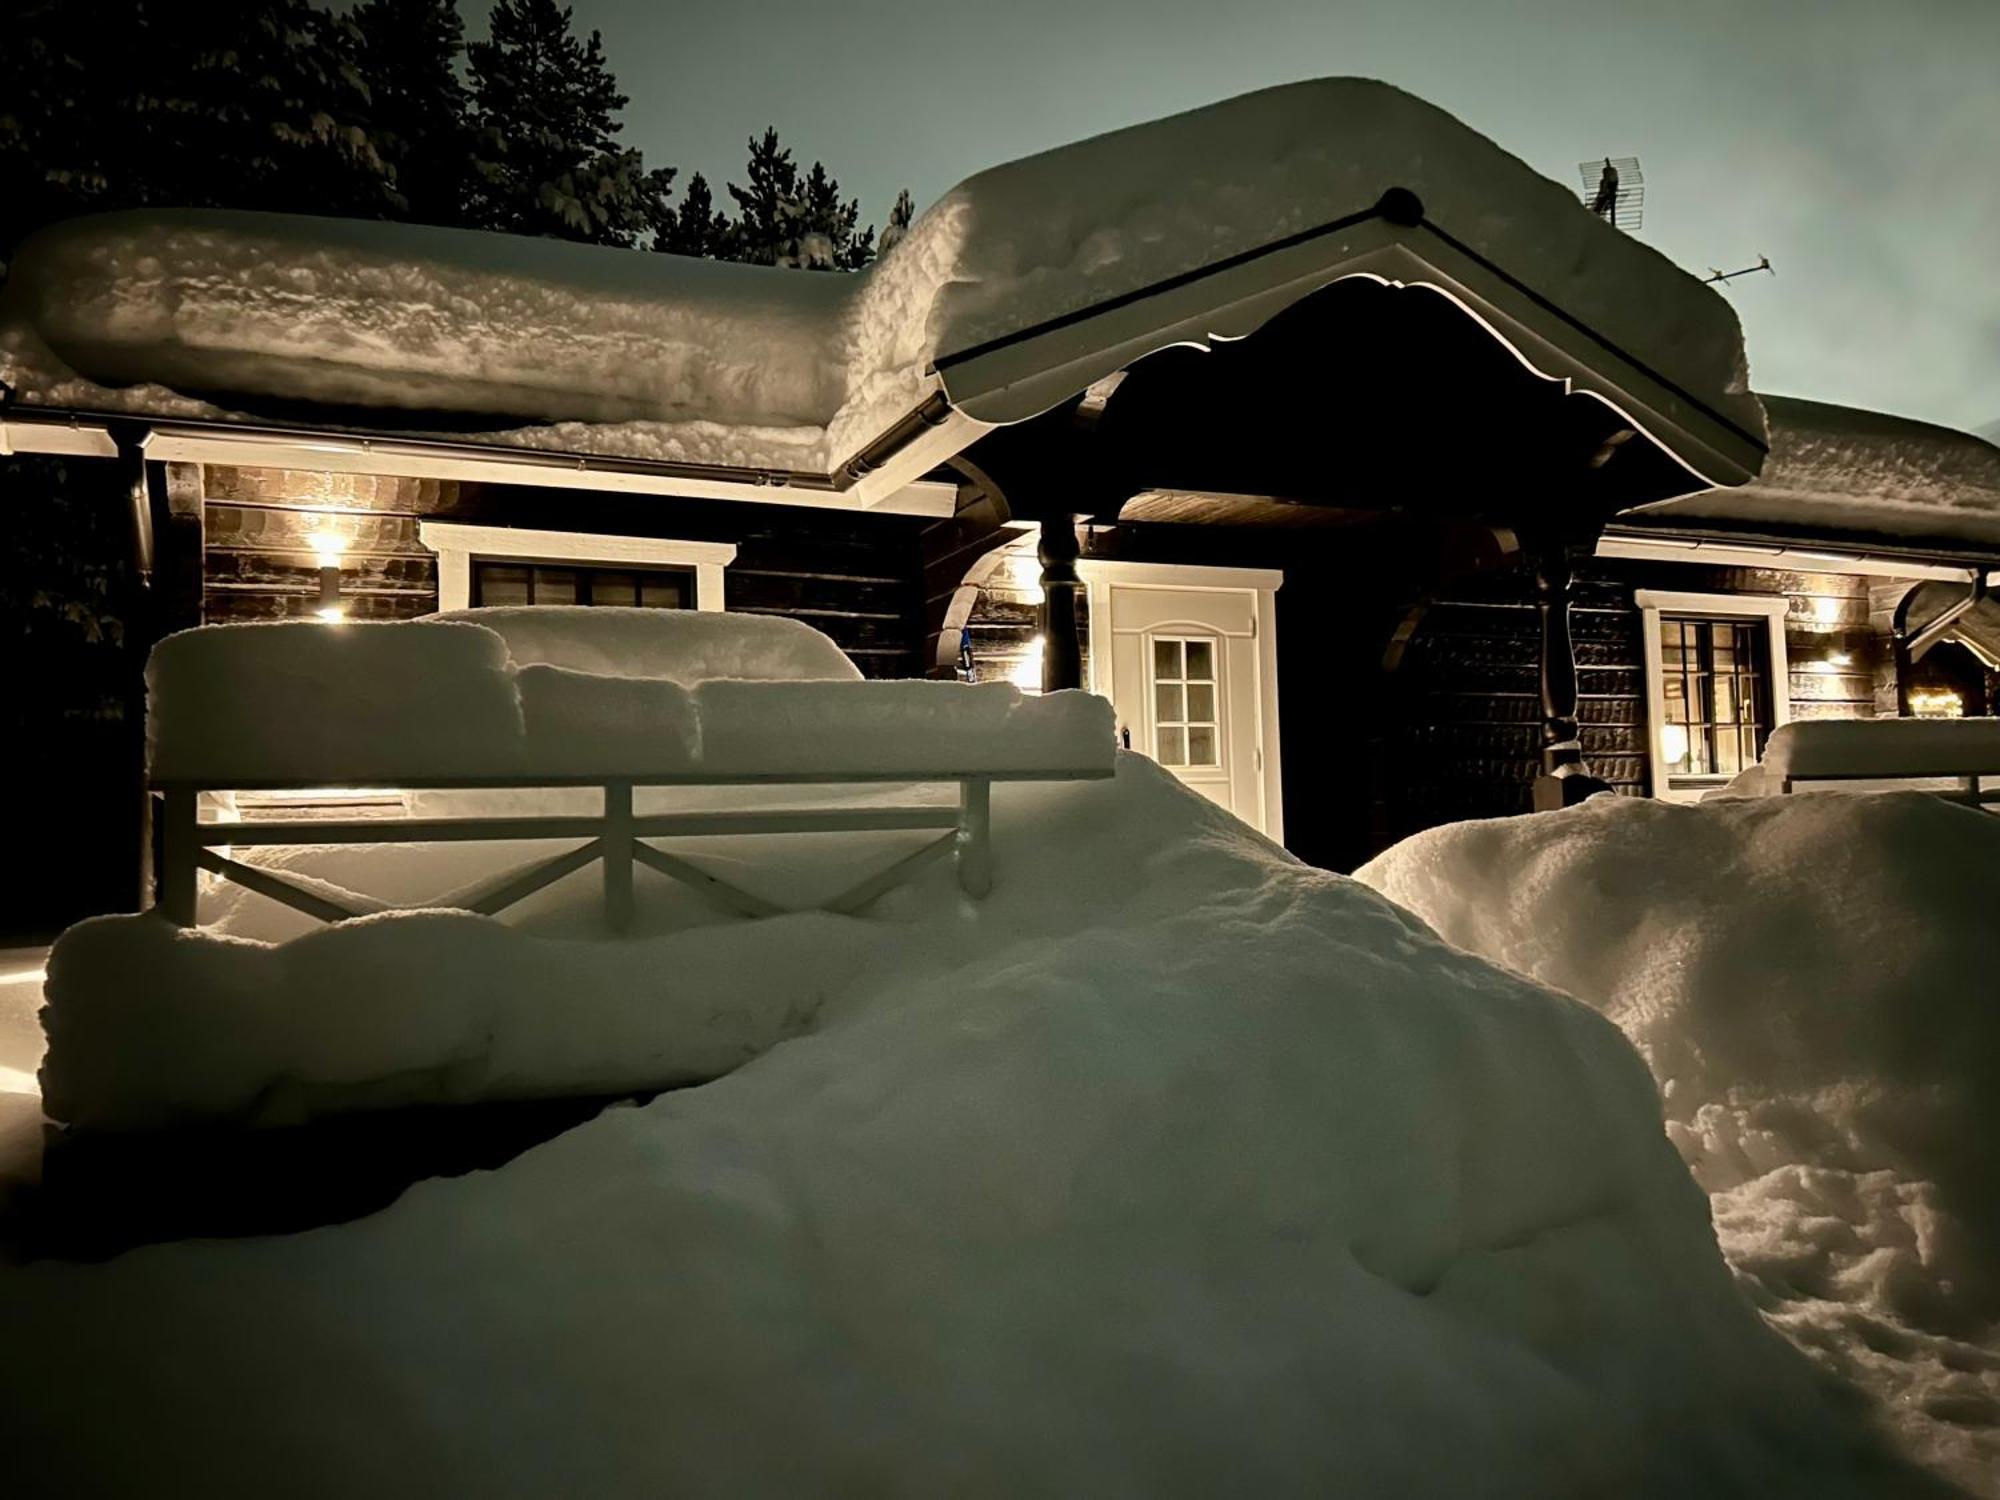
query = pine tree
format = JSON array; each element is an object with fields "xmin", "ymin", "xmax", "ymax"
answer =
[
  {"xmin": 1, "ymin": 0, "xmax": 402, "ymax": 259},
  {"xmin": 721, "ymin": 127, "xmax": 877, "ymax": 271},
  {"xmin": 877, "ymin": 188, "xmax": 916, "ymax": 258},
  {"xmin": 348, "ymin": 0, "xmax": 473, "ymax": 226},
  {"xmin": 464, "ymin": 0, "xmax": 669, "ymax": 245},
  {"xmin": 655, "ymin": 171, "xmax": 731, "ymax": 258}
]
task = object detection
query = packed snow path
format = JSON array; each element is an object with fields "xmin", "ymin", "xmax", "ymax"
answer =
[{"xmin": 3, "ymin": 761, "xmax": 1935, "ymax": 1498}]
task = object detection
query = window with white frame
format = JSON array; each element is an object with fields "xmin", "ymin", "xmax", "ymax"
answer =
[
  {"xmin": 1635, "ymin": 590, "xmax": 1791, "ymax": 800},
  {"xmin": 1149, "ymin": 635, "xmax": 1221, "ymax": 767},
  {"xmin": 419, "ymin": 522, "xmax": 736, "ymax": 612}
]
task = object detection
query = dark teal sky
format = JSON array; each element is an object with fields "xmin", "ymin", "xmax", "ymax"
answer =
[{"xmin": 468, "ymin": 0, "xmax": 1999, "ymax": 434}]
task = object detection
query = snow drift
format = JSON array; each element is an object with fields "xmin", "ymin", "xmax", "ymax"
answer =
[
  {"xmin": 4, "ymin": 759, "xmax": 1932, "ymax": 1497},
  {"xmin": 0, "ymin": 79, "xmax": 1758, "ymax": 474},
  {"xmin": 146, "ymin": 612, "xmax": 1113, "ymax": 785},
  {"xmin": 1357, "ymin": 792, "xmax": 2000, "ymax": 1493}
]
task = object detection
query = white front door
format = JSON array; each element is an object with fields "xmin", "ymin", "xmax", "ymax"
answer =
[{"xmin": 1080, "ymin": 563, "xmax": 1284, "ymax": 841}]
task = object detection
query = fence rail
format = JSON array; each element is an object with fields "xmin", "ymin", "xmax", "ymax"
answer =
[{"xmin": 151, "ymin": 769, "xmax": 1109, "ymax": 931}]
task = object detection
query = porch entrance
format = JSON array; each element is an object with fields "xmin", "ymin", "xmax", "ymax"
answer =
[{"xmin": 1080, "ymin": 562, "xmax": 1284, "ymax": 841}]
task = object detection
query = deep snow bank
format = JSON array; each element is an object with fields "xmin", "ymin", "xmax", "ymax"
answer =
[
  {"xmin": 1357, "ymin": 792, "xmax": 2000, "ymax": 1493},
  {"xmin": 3, "ymin": 761, "xmax": 1929, "ymax": 1497}
]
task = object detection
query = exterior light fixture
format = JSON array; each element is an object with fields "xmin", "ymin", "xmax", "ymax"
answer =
[
  {"xmin": 1009, "ymin": 634, "xmax": 1045, "ymax": 692},
  {"xmin": 1908, "ymin": 688, "xmax": 1964, "ymax": 719},
  {"xmin": 307, "ymin": 526, "xmax": 349, "ymax": 620}
]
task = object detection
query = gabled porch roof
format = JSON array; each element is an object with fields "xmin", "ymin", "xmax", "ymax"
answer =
[{"xmin": 0, "ymin": 78, "xmax": 1762, "ymax": 512}]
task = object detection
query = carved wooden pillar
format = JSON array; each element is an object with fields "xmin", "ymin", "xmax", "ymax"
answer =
[
  {"xmin": 1038, "ymin": 515, "xmax": 1083, "ymax": 693},
  {"xmin": 1529, "ymin": 530, "xmax": 1613, "ymax": 812}
]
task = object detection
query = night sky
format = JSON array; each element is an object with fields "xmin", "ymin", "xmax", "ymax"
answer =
[{"xmin": 467, "ymin": 0, "xmax": 1998, "ymax": 435}]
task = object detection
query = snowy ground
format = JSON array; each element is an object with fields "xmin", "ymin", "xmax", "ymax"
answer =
[
  {"xmin": 0, "ymin": 760, "xmax": 1942, "ymax": 1498},
  {"xmin": 1358, "ymin": 791, "xmax": 2000, "ymax": 1495}
]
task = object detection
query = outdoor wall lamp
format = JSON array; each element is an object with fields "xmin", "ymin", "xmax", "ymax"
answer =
[{"xmin": 308, "ymin": 527, "xmax": 348, "ymax": 621}]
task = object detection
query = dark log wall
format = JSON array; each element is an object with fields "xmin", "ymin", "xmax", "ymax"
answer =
[
  {"xmin": 1379, "ymin": 555, "xmax": 1911, "ymax": 848},
  {"xmin": 203, "ymin": 467, "xmax": 449, "ymax": 622},
  {"xmin": 198, "ymin": 467, "xmax": 930, "ymax": 677}
]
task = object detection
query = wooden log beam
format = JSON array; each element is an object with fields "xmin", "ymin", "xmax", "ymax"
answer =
[
  {"xmin": 1527, "ymin": 527, "xmax": 1614, "ymax": 812},
  {"xmin": 1039, "ymin": 516, "xmax": 1083, "ymax": 693}
]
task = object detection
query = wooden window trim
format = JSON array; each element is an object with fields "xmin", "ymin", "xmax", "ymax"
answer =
[
  {"xmin": 420, "ymin": 522, "xmax": 736, "ymax": 612},
  {"xmin": 1635, "ymin": 589, "xmax": 1791, "ymax": 802}
]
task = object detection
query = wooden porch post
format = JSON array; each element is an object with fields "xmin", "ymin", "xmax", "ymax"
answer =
[
  {"xmin": 1038, "ymin": 515, "xmax": 1083, "ymax": 693},
  {"xmin": 1529, "ymin": 530, "xmax": 1613, "ymax": 812}
]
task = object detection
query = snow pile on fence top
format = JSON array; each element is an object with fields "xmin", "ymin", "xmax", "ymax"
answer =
[
  {"xmin": 1756, "ymin": 717, "xmax": 2000, "ymax": 782},
  {"xmin": 1631, "ymin": 395, "xmax": 2000, "ymax": 549},
  {"xmin": 16, "ymin": 757, "xmax": 1925, "ymax": 1497},
  {"xmin": 0, "ymin": 78, "xmax": 1755, "ymax": 473},
  {"xmin": 1357, "ymin": 792, "xmax": 2000, "ymax": 1491},
  {"xmin": 146, "ymin": 614, "xmax": 1111, "ymax": 785},
  {"xmin": 429, "ymin": 605, "xmax": 860, "ymax": 683}
]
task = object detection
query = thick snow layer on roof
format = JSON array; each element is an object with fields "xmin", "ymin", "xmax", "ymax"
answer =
[
  {"xmin": 12, "ymin": 760, "xmax": 1926, "ymax": 1496},
  {"xmin": 146, "ymin": 614, "xmax": 1111, "ymax": 785},
  {"xmin": 1357, "ymin": 793, "xmax": 2000, "ymax": 1492},
  {"xmin": 1627, "ymin": 395, "xmax": 2000, "ymax": 550},
  {"xmin": 0, "ymin": 79, "xmax": 1755, "ymax": 474}
]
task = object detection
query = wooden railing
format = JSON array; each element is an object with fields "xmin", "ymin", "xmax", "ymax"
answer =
[{"xmin": 151, "ymin": 769, "xmax": 1112, "ymax": 931}]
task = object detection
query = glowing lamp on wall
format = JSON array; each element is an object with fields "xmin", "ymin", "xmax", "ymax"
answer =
[
  {"xmin": 1009, "ymin": 635, "xmax": 1045, "ymax": 693},
  {"xmin": 1909, "ymin": 688, "xmax": 1964, "ymax": 719},
  {"xmin": 307, "ymin": 527, "xmax": 349, "ymax": 622}
]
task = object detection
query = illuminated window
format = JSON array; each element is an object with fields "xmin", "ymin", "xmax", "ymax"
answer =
[
  {"xmin": 471, "ymin": 561, "xmax": 694, "ymax": 609},
  {"xmin": 1657, "ymin": 615, "xmax": 1770, "ymax": 783},
  {"xmin": 1150, "ymin": 636, "xmax": 1220, "ymax": 767}
]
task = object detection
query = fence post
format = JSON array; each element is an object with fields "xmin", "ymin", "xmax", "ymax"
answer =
[
  {"xmin": 157, "ymin": 788, "xmax": 198, "ymax": 926},
  {"xmin": 604, "ymin": 780, "xmax": 634, "ymax": 933},
  {"xmin": 957, "ymin": 777, "xmax": 992, "ymax": 898}
]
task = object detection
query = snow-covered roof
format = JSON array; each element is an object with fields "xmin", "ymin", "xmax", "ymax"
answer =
[
  {"xmin": 0, "ymin": 78, "xmax": 1764, "ymax": 505},
  {"xmin": 1618, "ymin": 395, "xmax": 2000, "ymax": 558}
]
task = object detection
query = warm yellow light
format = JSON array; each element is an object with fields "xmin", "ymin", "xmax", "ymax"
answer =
[
  {"xmin": 1908, "ymin": 688, "xmax": 1964, "ymax": 719},
  {"xmin": 306, "ymin": 529, "xmax": 348, "ymax": 569},
  {"xmin": 1661, "ymin": 722, "xmax": 1690, "ymax": 767},
  {"xmin": 315, "ymin": 606, "xmax": 347, "ymax": 623},
  {"xmin": 1009, "ymin": 634, "xmax": 1045, "ymax": 692}
]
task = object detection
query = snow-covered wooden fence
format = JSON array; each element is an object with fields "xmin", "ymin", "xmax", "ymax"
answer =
[
  {"xmin": 153, "ymin": 769, "xmax": 1109, "ymax": 931},
  {"xmin": 1764, "ymin": 720, "xmax": 2000, "ymax": 808}
]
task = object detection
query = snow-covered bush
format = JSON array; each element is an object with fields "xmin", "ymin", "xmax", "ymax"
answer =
[{"xmin": 1357, "ymin": 792, "xmax": 2000, "ymax": 1491}]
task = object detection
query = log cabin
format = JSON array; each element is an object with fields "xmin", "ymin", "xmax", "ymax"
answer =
[{"xmin": 3, "ymin": 78, "xmax": 1995, "ymax": 918}]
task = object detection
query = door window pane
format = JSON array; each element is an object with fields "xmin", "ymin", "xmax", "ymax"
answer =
[{"xmin": 1147, "ymin": 634, "xmax": 1222, "ymax": 769}]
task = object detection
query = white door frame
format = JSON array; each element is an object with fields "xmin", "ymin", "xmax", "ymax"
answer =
[{"xmin": 1077, "ymin": 559, "xmax": 1285, "ymax": 841}]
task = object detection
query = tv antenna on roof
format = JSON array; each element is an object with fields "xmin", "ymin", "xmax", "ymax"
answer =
[
  {"xmin": 1703, "ymin": 255, "xmax": 1775, "ymax": 287},
  {"xmin": 1579, "ymin": 156, "xmax": 1643, "ymax": 232}
]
